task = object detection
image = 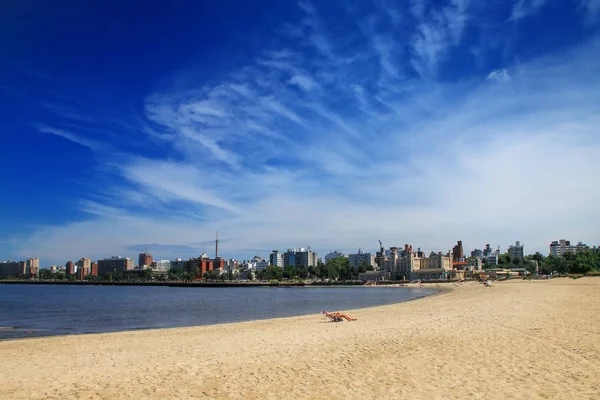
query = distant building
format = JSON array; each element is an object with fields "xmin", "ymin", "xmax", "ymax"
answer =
[
  {"xmin": 0, "ymin": 259, "xmax": 39, "ymax": 278},
  {"xmin": 452, "ymin": 241, "xmax": 464, "ymax": 261},
  {"xmin": 0, "ymin": 260, "xmax": 25, "ymax": 278},
  {"xmin": 253, "ymin": 256, "xmax": 269, "ymax": 271},
  {"xmin": 283, "ymin": 248, "xmax": 318, "ymax": 267},
  {"xmin": 171, "ymin": 259, "xmax": 185, "ymax": 270},
  {"xmin": 26, "ymin": 258, "xmax": 40, "ymax": 277},
  {"xmin": 410, "ymin": 252, "xmax": 453, "ymax": 280},
  {"xmin": 348, "ymin": 249, "xmax": 375, "ymax": 270},
  {"xmin": 508, "ymin": 241, "xmax": 524, "ymax": 261},
  {"xmin": 467, "ymin": 257, "xmax": 482, "ymax": 271},
  {"xmin": 550, "ymin": 239, "xmax": 572, "ymax": 256},
  {"xmin": 98, "ymin": 257, "xmax": 134, "ymax": 276},
  {"xmin": 324, "ymin": 251, "xmax": 346, "ymax": 262},
  {"xmin": 549, "ymin": 239, "xmax": 589, "ymax": 256},
  {"xmin": 213, "ymin": 257, "xmax": 225, "ymax": 271},
  {"xmin": 155, "ymin": 260, "xmax": 171, "ymax": 271},
  {"xmin": 185, "ymin": 254, "xmax": 212, "ymax": 277},
  {"xmin": 483, "ymin": 244, "xmax": 493, "ymax": 257},
  {"xmin": 269, "ymin": 250, "xmax": 283, "ymax": 267},
  {"xmin": 471, "ymin": 249, "xmax": 483, "ymax": 258},
  {"xmin": 65, "ymin": 261, "xmax": 75, "ymax": 275},
  {"xmin": 486, "ymin": 252, "xmax": 499, "ymax": 266},
  {"xmin": 575, "ymin": 242, "xmax": 590, "ymax": 252},
  {"xmin": 91, "ymin": 262, "xmax": 98, "ymax": 277},
  {"xmin": 375, "ymin": 241, "xmax": 387, "ymax": 270},
  {"xmin": 139, "ymin": 251, "xmax": 153, "ymax": 268},
  {"xmin": 226, "ymin": 259, "xmax": 239, "ymax": 271},
  {"xmin": 76, "ymin": 258, "xmax": 91, "ymax": 279}
]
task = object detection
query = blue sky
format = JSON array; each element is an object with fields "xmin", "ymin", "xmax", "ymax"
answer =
[{"xmin": 1, "ymin": 0, "xmax": 599, "ymax": 266}]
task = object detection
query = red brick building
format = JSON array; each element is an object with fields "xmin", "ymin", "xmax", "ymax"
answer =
[
  {"xmin": 213, "ymin": 257, "xmax": 225, "ymax": 271},
  {"xmin": 138, "ymin": 252, "xmax": 153, "ymax": 268},
  {"xmin": 65, "ymin": 261, "xmax": 75, "ymax": 275}
]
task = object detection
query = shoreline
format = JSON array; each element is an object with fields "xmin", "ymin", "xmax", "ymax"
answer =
[
  {"xmin": 0, "ymin": 285, "xmax": 440, "ymax": 341},
  {"xmin": 1, "ymin": 278, "xmax": 598, "ymax": 399}
]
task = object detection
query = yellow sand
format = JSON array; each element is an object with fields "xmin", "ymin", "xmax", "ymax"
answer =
[{"xmin": 1, "ymin": 278, "xmax": 599, "ymax": 399}]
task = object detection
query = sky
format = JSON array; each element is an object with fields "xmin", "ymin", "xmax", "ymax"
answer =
[{"xmin": 1, "ymin": 0, "xmax": 599, "ymax": 266}]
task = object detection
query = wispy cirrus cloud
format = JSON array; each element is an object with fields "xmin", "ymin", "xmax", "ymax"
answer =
[
  {"xmin": 510, "ymin": 0, "xmax": 547, "ymax": 21},
  {"xmin": 580, "ymin": 0, "xmax": 600, "ymax": 24},
  {"xmin": 37, "ymin": 125, "xmax": 108, "ymax": 151},
  {"xmin": 411, "ymin": 0, "xmax": 470, "ymax": 79},
  {"xmin": 486, "ymin": 68, "xmax": 510, "ymax": 81},
  {"xmin": 8, "ymin": 1, "xmax": 600, "ymax": 265}
]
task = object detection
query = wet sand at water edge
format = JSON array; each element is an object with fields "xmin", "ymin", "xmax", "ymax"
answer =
[{"xmin": 1, "ymin": 278, "xmax": 599, "ymax": 399}]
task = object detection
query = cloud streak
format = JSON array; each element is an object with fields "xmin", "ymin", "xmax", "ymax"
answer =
[{"xmin": 9, "ymin": 1, "xmax": 600, "ymax": 265}]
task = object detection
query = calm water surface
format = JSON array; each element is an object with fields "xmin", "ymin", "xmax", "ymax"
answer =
[{"xmin": 0, "ymin": 284, "xmax": 436, "ymax": 339}]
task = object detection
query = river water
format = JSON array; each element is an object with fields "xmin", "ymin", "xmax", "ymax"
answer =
[{"xmin": 0, "ymin": 284, "xmax": 436, "ymax": 339}]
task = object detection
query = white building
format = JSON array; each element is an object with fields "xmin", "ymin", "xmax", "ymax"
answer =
[
  {"xmin": 269, "ymin": 250, "xmax": 283, "ymax": 267},
  {"xmin": 245, "ymin": 256, "xmax": 268, "ymax": 271},
  {"xmin": 550, "ymin": 240, "xmax": 589, "ymax": 255},
  {"xmin": 467, "ymin": 257, "xmax": 482, "ymax": 271},
  {"xmin": 226, "ymin": 259, "xmax": 239, "ymax": 271},
  {"xmin": 256, "ymin": 259, "xmax": 269, "ymax": 271},
  {"xmin": 549, "ymin": 239, "xmax": 574, "ymax": 256},
  {"xmin": 155, "ymin": 260, "xmax": 171, "ymax": 271},
  {"xmin": 486, "ymin": 252, "xmax": 499, "ymax": 266},
  {"xmin": 508, "ymin": 241, "xmax": 524, "ymax": 261},
  {"xmin": 348, "ymin": 249, "xmax": 375, "ymax": 270},
  {"xmin": 324, "ymin": 251, "xmax": 346, "ymax": 262}
]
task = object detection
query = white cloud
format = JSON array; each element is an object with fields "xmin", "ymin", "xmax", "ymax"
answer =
[
  {"xmin": 510, "ymin": 0, "xmax": 547, "ymax": 21},
  {"xmin": 411, "ymin": 0, "xmax": 470, "ymax": 79},
  {"xmin": 11, "ymin": 5, "xmax": 600, "ymax": 265},
  {"xmin": 37, "ymin": 126, "xmax": 107, "ymax": 151},
  {"xmin": 486, "ymin": 68, "xmax": 511, "ymax": 82},
  {"xmin": 580, "ymin": 0, "xmax": 600, "ymax": 24},
  {"xmin": 289, "ymin": 75, "xmax": 317, "ymax": 91}
]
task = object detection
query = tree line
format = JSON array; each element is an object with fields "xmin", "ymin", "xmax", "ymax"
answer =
[{"xmin": 480, "ymin": 248, "xmax": 600, "ymax": 275}]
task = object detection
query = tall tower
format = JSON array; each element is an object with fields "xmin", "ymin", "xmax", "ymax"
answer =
[{"xmin": 215, "ymin": 231, "xmax": 219, "ymax": 259}]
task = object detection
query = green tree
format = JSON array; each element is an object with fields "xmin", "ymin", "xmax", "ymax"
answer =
[
  {"xmin": 144, "ymin": 268, "xmax": 154, "ymax": 281},
  {"xmin": 39, "ymin": 269, "xmax": 54, "ymax": 280},
  {"xmin": 498, "ymin": 253, "xmax": 511, "ymax": 265},
  {"xmin": 168, "ymin": 267, "xmax": 184, "ymax": 281}
]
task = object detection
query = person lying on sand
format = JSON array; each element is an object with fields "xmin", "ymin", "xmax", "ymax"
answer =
[{"xmin": 321, "ymin": 311, "xmax": 357, "ymax": 321}]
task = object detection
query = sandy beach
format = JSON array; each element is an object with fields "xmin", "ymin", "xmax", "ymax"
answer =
[{"xmin": 1, "ymin": 278, "xmax": 599, "ymax": 399}]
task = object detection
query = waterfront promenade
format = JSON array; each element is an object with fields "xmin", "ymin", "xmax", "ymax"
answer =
[{"xmin": 1, "ymin": 278, "xmax": 598, "ymax": 399}]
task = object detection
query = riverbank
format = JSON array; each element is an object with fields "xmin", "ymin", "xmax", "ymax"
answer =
[{"xmin": 1, "ymin": 278, "xmax": 598, "ymax": 399}]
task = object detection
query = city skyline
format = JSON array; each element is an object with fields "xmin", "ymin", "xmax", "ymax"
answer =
[
  {"xmin": 4, "ymin": 237, "xmax": 597, "ymax": 269},
  {"xmin": 1, "ymin": 1, "xmax": 599, "ymax": 265}
]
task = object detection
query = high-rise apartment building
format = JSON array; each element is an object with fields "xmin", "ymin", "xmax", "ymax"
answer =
[
  {"xmin": 139, "ymin": 251, "xmax": 153, "ymax": 268},
  {"xmin": 508, "ymin": 241, "xmax": 524, "ymax": 260},
  {"xmin": 269, "ymin": 250, "xmax": 284, "ymax": 267},
  {"xmin": 76, "ymin": 258, "xmax": 91, "ymax": 278},
  {"xmin": 452, "ymin": 241, "xmax": 464, "ymax": 261},
  {"xmin": 26, "ymin": 258, "xmax": 40, "ymax": 277},
  {"xmin": 65, "ymin": 261, "xmax": 75, "ymax": 275},
  {"xmin": 98, "ymin": 257, "xmax": 134, "ymax": 276},
  {"xmin": 348, "ymin": 249, "xmax": 375, "ymax": 270},
  {"xmin": 283, "ymin": 248, "xmax": 318, "ymax": 267},
  {"xmin": 483, "ymin": 244, "xmax": 493, "ymax": 257},
  {"xmin": 471, "ymin": 249, "xmax": 483, "ymax": 258},
  {"xmin": 549, "ymin": 239, "xmax": 589, "ymax": 256}
]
